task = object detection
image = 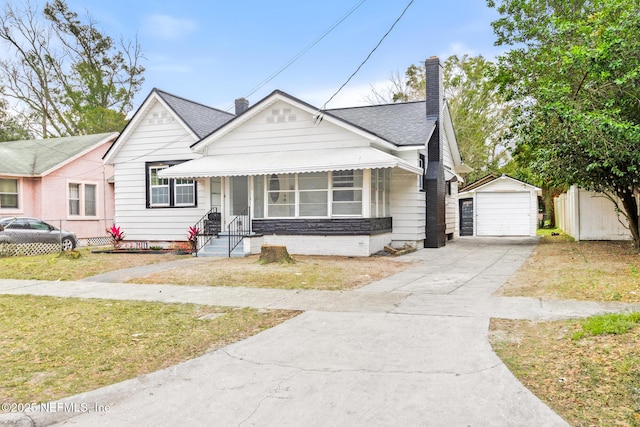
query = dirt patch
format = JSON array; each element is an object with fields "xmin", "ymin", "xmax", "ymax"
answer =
[
  {"xmin": 127, "ymin": 254, "xmax": 413, "ymax": 290},
  {"xmin": 496, "ymin": 237, "xmax": 640, "ymax": 302}
]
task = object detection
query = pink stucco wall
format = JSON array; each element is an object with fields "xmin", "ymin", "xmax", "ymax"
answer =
[{"xmin": 2, "ymin": 140, "xmax": 115, "ymax": 241}]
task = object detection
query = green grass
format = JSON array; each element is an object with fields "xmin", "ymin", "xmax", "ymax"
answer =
[
  {"xmin": 0, "ymin": 249, "xmax": 189, "ymax": 281},
  {"xmin": 572, "ymin": 312, "xmax": 640, "ymax": 340},
  {"xmin": 0, "ymin": 294, "xmax": 298, "ymax": 405},
  {"xmin": 490, "ymin": 317, "xmax": 640, "ymax": 426},
  {"xmin": 536, "ymin": 227, "xmax": 575, "ymax": 242}
]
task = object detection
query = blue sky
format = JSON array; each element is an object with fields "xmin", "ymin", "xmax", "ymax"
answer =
[{"xmin": 64, "ymin": 0, "xmax": 503, "ymax": 112}]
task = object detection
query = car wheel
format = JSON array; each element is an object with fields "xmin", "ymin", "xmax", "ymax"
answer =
[{"xmin": 61, "ymin": 237, "xmax": 75, "ymax": 251}]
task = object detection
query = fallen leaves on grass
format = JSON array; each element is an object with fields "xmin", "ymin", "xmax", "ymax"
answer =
[
  {"xmin": 0, "ymin": 249, "xmax": 190, "ymax": 281},
  {"xmin": 0, "ymin": 295, "xmax": 299, "ymax": 406},
  {"xmin": 128, "ymin": 255, "xmax": 411, "ymax": 290},
  {"xmin": 497, "ymin": 239, "xmax": 640, "ymax": 302},
  {"xmin": 490, "ymin": 318, "xmax": 640, "ymax": 426}
]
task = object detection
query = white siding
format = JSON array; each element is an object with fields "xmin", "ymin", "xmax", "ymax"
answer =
[
  {"xmin": 112, "ymin": 100, "xmax": 206, "ymax": 241},
  {"xmin": 555, "ymin": 186, "xmax": 633, "ymax": 241},
  {"xmin": 445, "ymin": 181, "xmax": 459, "ymax": 237},
  {"xmin": 205, "ymin": 101, "xmax": 370, "ymax": 156},
  {"xmin": 442, "ymin": 131, "xmax": 454, "ymax": 171},
  {"xmin": 390, "ymin": 155, "xmax": 425, "ymax": 246}
]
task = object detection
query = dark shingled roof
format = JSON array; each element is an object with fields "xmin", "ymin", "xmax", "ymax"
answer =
[
  {"xmin": 155, "ymin": 89, "xmax": 234, "ymax": 138},
  {"xmin": 327, "ymin": 101, "xmax": 432, "ymax": 146},
  {"xmin": 0, "ymin": 133, "xmax": 117, "ymax": 176}
]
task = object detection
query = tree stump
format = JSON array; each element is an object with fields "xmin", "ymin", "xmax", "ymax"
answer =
[{"xmin": 258, "ymin": 245, "xmax": 295, "ymax": 264}]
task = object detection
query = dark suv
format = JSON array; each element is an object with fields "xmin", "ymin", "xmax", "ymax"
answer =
[{"xmin": 0, "ymin": 217, "xmax": 77, "ymax": 251}]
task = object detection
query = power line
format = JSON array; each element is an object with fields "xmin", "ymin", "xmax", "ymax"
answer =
[
  {"xmin": 319, "ymin": 0, "xmax": 415, "ymax": 112},
  {"xmin": 225, "ymin": 0, "xmax": 368, "ymax": 111}
]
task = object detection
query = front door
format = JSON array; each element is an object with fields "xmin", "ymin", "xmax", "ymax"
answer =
[
  {"xmin": 460, "ymin": 199, "xmax": 474, "ymax": 236},
  {"xmin": 229, "ymin": 176, "xmax": 250, "ymax": 232},
  {"xmin": 210, "ymin": 177, "xmax": 222, "ymax": 213}
]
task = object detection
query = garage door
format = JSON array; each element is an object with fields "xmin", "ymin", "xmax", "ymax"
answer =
[{"xmin": 476, "ymin": 192, "xmax": 531, "ymax": 236}]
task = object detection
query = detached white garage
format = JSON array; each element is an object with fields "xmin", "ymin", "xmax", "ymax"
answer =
[{"xmin": 458, "ymin": 175, "xmax": 541, "ymax": 237}]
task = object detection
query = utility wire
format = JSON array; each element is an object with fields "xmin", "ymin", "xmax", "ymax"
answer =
[
  {"xmin": 319, "ymin": 0, "xmax": 415, "ymax": 112},
  {"xmin": 225, "ymin": 0, "xmax": 368, "ymax": 111}
]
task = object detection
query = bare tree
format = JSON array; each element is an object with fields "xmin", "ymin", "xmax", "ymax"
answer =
[{"xmin": 0, "ymin": 0, "xmax": 145, "ymax": 137}]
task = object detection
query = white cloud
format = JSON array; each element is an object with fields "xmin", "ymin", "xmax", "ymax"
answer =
[{"xmin": 143, "ymin": 15, "xmax": 197, "ymax": 40}]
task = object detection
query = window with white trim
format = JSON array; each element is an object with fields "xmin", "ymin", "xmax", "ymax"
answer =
[
  {"xmin": 146, "ymin": 162, "xmax": 196, "ymax": 208},
  {"xmin": 332, "ymin": 170, "xmax": 363, "ymax": 215},
  {"xmin": 68, "ymin": 182, "xmax": 98, "ymax": 217},
  {"xmin": 299, "ymin": 172, "xmax": 328, "ymax": 216},
  {"xmin": 419, "ymin": 154, "xmax": 426, "ymax": 191},
  {"xmin": 254, "ymin": 170, "xmax": 363, "ymax": 218},
  {"xmin": 370, "ymin": 169, "xmax": 390, "ymax": 217},
  {"xmin": 0, "ymin": 178, "xmax": 19, "ymax": 209}
]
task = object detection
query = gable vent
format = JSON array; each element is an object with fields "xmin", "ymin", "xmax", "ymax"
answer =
[{"xmin": 266, "ymin": 108, "xmax": 296, "ymax": 124}]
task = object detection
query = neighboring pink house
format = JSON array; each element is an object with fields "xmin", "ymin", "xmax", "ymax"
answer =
[{"xmin": 0, "ymin": 133, "xmax": 117, "ymax": 243}]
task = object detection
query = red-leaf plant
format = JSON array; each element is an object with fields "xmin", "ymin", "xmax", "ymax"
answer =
[
  {"xmin": 107, "ymin": 224, "xmax": 125, "ymax": 250},
  {"xmin": 188, "ymin": 226, "xmax": 200, "ymax": 252}
]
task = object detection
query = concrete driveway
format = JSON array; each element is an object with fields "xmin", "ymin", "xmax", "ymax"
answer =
[{"xmin": 2, "ymin": 237, "xmax": 639, "ymax": 426}]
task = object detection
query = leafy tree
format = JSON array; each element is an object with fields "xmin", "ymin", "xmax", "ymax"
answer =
[
  {"xmin": 488, "ymin": 0, "xmax": 640, "ymax": 248},
  {"xmin": 376, "ymin": 55, "xmax": 512, "ymax": 182},
  {"xmin": 0, "ymin": 96, "xmax": 31, "ymax": 142},
  {"xmin": 0, "ymin": 0, "xmax": 144, "ymax": 137}
]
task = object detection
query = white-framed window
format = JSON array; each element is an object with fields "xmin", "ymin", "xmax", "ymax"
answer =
[
  {"xmin": 146, "ymin": 162, "xmax": 196, "ymax": 208},
  {"xmin": 149, "ymin": 166, "xmax": 170, "ymax": 206},
  {"xmin": 267, "ymin": 173, "xmax": 296, "ymax": 217},
  {"xmin": 68, "ymin": 182, "xmax": 98, "ymax": 218},
  {"xmin": 0, "ymin": 178, "xmax": 19, "ymax": 209},
  {"xmin": 299, "ymin": 172, "xmax": 328, "ymax": 217},
  {"xmin": 419, "ymin": 154, "xmax": 426, "ymax": 191},
  {"xmin": 254, "ymin": 170, "xmax": 363, "ymax": 218},
  {"xmin": 370, "ymin": 169, "xmax": 391, "ymax": 217},
  {"xmin": 332, "ymin": 170, "xmax": 363, "ymax": 216}
]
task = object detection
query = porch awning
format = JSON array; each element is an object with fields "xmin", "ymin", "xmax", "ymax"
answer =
[{"xmin": 158, "ymin": 147, "xmax": 423, "ymax": 178}]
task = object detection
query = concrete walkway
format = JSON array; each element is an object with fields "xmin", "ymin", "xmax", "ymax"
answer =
[{"xmin": 2, "ymin": 237, "xmax": 639, "ymax": 426}]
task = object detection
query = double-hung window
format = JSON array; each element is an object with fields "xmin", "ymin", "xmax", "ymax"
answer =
[
  {"xmin": 299, "ymin": 172, "xmax": 328, "ymax": 216},
  {"xmin": 418, "ymin": 154, "xmax": 426, "ymax": 191},
  {"xmin": 68, "ymin": 182, "xmax": 98, "ymax": 217},
  {"xmin": 0, "ymin": 178, "xmax": 19, "ymax": 209},
  {"xmin": 370, "ymin": 169, "xmax": 390, "ymax": 217},
  {"xmin": 146, "ymin": 162, "xmax": 196, "ymax": 208},
  {"xmin": 332, "ymin": 170, "xmax": 363, "ymax": 215},
  {"xmin": 255, "ymin": 170, "xmax": 363, "ymax": 218}
]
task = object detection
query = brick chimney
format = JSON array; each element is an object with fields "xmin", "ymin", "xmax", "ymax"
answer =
[
  {"xmin": 235, "ymin": 98, "xmax": 249, "ymax": 115},
  {"xmin": 424, "ymin": 56, "xmax": 446, "ymax": 248}
]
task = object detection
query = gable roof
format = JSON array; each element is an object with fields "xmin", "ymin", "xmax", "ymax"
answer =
[
  {"xmin": 191, "ymin": 90, "xmax": 429, "ymax": 153},
  {"xmin": 103, "ymin": 88, "xmax": 235, "ymax": 163},
  {"xmin": 327, "ymin": 101, "xmax": 433, "ymax": 147},
  {"xmin": 154, "ymin": 89, "xmax": 234, "ymax": 138},
  {"xmin": 459, "ymin": 174, "xmax": 541, "ymax": 194},
  {"xmin": 0, "ymin": 132, "xmax": 117, "ymax": 177}
]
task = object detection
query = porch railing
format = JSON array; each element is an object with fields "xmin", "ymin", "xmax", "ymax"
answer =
[
  {"xmin": 228, "ymin": 206, "xmax": 250, "ymax": 257},
  {"xmin": 192, "ymin": 207, "xmax": 221, "ymax": 255}
]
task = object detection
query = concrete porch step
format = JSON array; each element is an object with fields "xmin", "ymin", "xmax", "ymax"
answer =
[{"xmin": 197, "ymin": 234, "xmax": 247, "ymax": 257}]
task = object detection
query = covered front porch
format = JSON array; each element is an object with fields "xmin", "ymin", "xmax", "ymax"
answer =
[{"xmin": 159, "ymin": 148, "xmax": 422, "ymax": 256}]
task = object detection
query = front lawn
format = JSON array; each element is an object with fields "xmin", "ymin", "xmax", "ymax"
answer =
[
  {"xmin": 0, "ymin": 294, "xmax": 298, "ymax": 406},
  {"xmin": 492, "ymin": 234, "xmax": 640, "ymax": 425}
]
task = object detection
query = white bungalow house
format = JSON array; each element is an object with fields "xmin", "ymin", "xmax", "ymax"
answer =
[{"xmin": 103, "ymin": 56, "xmax": 469, "ymax": 256}]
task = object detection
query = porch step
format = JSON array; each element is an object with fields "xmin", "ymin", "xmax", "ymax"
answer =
[{"xmin": 197, "ymin": 234, "xmax": 246, "ymax": 258}]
